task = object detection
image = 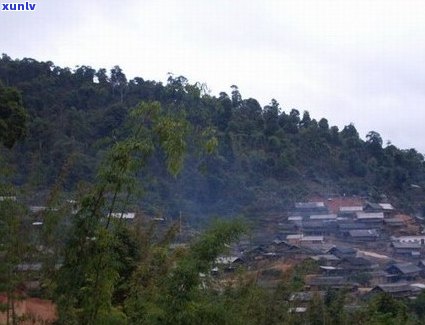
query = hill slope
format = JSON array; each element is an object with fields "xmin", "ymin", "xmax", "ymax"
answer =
[{"xmin": 1, "ymin": 54, "xmax": 425, "ymax": 219}]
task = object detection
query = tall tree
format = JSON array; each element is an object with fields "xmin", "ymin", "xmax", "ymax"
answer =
[{"xmin": 0, "ymin": 83, "xmax": 26, "ymax": 149}]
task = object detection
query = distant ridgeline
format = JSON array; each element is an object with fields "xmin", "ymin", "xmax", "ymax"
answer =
[{"xmin": 1, "ymin": 54, "xmax": 425, "ymax": 220}]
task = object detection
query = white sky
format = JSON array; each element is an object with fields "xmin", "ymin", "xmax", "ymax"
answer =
[{"xmin": 1, "ymin": 0, "xmax": 425, "ymax": 152}]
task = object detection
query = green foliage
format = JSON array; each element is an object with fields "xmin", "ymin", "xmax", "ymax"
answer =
[
  {"xmin": 124, "ymin": 219, "xmax": 246, "ymax": 325},
  {"xmin": 0, "ymin": 83, "xmax": 27, "ymax": 148},
  {"xmin": 367, "ymin": 293, "xmax": 408, "ymax": 324},
  {"xmin": 55, "ymin": 101, "xmax": 190, "ymax": 324},
  {"xmin": 2, "ymin": 55, "xmax": 425, "ymax": 216}
]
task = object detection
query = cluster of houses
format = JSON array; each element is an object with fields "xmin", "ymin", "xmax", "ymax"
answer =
[{"xmin": 213, "ymin": 198, "xmax": 425, "ymax": 312}]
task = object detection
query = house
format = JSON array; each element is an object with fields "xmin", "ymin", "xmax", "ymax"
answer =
[
  {"xmin": 337, "ymin": 256, "xmax": 377, "ymax": 272},
  {"xmin": 311, "ymin": 254, "xmax": 340, "ymax": 266},
  {"xmin": 338, "ymin": 222, "xmax": 370, "ymax": 237},
  {"xmin": 347, "ymin": 229, "xmax": 379, "ymax": 242},
  {"xmin": 391, "ymin": 241, "xmax": 421, "ymax": 256},
  {"xmin": 326, "ymin": 246, "xmax": 357, "ymax": 259},
  {"xmin": 306, "ymin": 276, "xmax": 359, "ymax": 290},
  {"xmin": 244, "ymin": 245, "xmax": 269, "ymax": 261},
  {"xmin": 300, "ymin": 236, "xmax": 324, "ymax": 245},
  {"xmin": 379, "ymin": 203, "xmax": 396, "ymax": 217},
  {"xmin": 338, "ymin": 206, "xmax": 363, "ymax": 218},
  {"xmin": 386, "ymin": 262, "xmax": 422, "ymax": 281},
  {"xmin": 309, "ymin": 214, "xmax": 338, "ymax": 220},
  {"xmin": 368, "ymin": 270, "xmax": 390, "ymax": 286},
  {"xmin": 363, "ymin": 202, "xmax": 395, "ymax": 217},
  {"xmin": 270, "ymin": 240, "xmax": 300, "ymax": 254},
  {"xmin": 289, "ymin": 291, "xmax": 325, "ymax": 302},
  {"xmin": 363, "ymin": 202, "xmax": 383, "ymax": 213},
  {"xmin": 294, "ymin": 202, "xmax": 328, "ymax": 216},
  {"xmin": 215, "ymin": 256, "xmax": 244, "ymax": 271},
  {"xmin": 289, "ymin": 291, "xmax": 325, "ymax": 310},
  {"xmin": 367, "ymin": 283, "xmax": 420, "ymax": 298},
  {"xmin": 286, "ymin": 234, "xmax": 303, "ymax": 244},
  {"xmin": 301, "ymin": 220, "xmax": 338, "ymax": 236},
  {"xmin": 278, "ymin": 222, "xmax": 298, "ymax": 234},
  {"xmin": 392, "ymin": 236, "xmax": 425, "ymax": 245},
  {"xmin": 287, "ymin": 216, "xmax": 303, "ymax": 227},
  {"xmin": 355, "ymin": 212, "xmax": 384, "ymax": 226},
  {"xmin": 301, "ymin": 221, "xmax": 326, "ymax": 236},
  {"xmin": 384, "ymin": 217, "xmax": 405, "ymax": 228}
]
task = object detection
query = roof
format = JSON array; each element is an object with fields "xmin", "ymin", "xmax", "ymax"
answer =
[
  {"xmin": 357, "ymin": 250, "xmax": 390, "ymax": 260},
  {"xmin": 288, "ymin": 216, "xmax": 303, "ymax": 221},
  {"xmin": 356, "ymin": 212, "xmax": 384, "ymax": 220},
  {"xmin": 379, "ymin": 203, "xmax": 395, "ymax": 210},
  {"xmin": 339, "ymin": 206, "xmax": 363, "ymax": 212},
  {"xmin": 300, "ymin": 236, "xmax": 324, "ymax": 242},
  {"xmin": 215, "ymin": 256, "xmax": 243, "ymax": 264},
  {"xmin": 338, "ymin": 222, "xmax": 370, "ymax": 230},
  {"xmin": 16, "ymin": 263, "xmax": 42, "ymax": 272},
  {"xmin": 320, "ymin": 266, "xmax": 343, "ymax": 271},
  {"xmin": 391, "ymin": 241, "xmax": 421, "ymax": 249},
  {"xmin": 0, "ymin": 196, "xmax": 17, "ymax": 201},
  {"xmin": 302, "ymin": 220, "xmax": 327, "ymax": 228},
  {"xmin": 340, "ymin": 256, "xmax": 372, "ymax": 266},
  {"xmin": 393, "ymin": 236, "xmax": 425, "ymax": 243},
  {"xmin": 372, "ymin": 283, "xmax": 416, "ymax": 293},
  {"xmin": 327, "ymin": 246, "xmax": 357, "ymax": 255},
  {"xmin": 310, "ymin": 214, "xmax": 337, "ymax": 220},
  {"xmin": 364, "ymin": 202, "xmax": 383, "ymax": 210},
  {"xmin": 290, "ymin": 291, "xmax": 325, "ymax": 302},
  {"xmin": 295, "ymin": 202, "xmax": 325, "ymax": 209},
  {"xmin": 387, "ymin": 263, "xmax": 421, "ymax": 275},
  {"xmin": 307, "ymin": 276, "xmax": 358, "ymax": 287},
  {"xmin": 348, "ymin": 229, "xmax": 378, "ymax": 238},
  {"xmin": 109, "ymin": 212, "xmax": 135, "ymax": 219},
  {"xmin": 29, "ymin": 206, "xmax": 47, "ymax": 213},
  {"xmin": 385, "ymin": 217, "xmax": 404, "ymax": 225},
  {"xmin": 322, "ymin": 197, "xmax": 365, "ymax": 213},
  {"xmin": 289, "ymin": 307, "xmax": 307, "ymax": 313},
  {"xmin": 312, "ymin": 254, "xmax": 340, "ymax": 262},
  {"xmin": 286, "ymin": 234, "xmax": 303, "ymax": 240}
]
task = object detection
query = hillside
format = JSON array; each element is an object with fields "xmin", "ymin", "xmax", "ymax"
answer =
[{"xmin": 1, "ymin": 54, "xmax": 425, "ymax": 220}]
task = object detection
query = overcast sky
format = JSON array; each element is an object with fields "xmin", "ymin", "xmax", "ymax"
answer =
[{"xmin": 1, "ymin": 0, "xmax": 425, "ymax": 152}]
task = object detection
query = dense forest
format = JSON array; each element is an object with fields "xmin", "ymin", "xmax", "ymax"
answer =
[{"xmin": 1, "ymin": 53, "xmax": 425, "ymax": 219}]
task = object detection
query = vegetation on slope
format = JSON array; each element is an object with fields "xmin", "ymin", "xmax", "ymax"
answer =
[{"xmin": 1, "ymin": 54, "xmax": 425, "ymax": 218}]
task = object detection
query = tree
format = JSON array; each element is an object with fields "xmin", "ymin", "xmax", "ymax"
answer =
[
  {"xmin": 299, "ymin": 110, "xmax": 312, "ymax": 129},
  {"xmin": 55, "ymin": 101, "xmax": 189, "ymax": 324},
  {"xmin": 0, "ymin": 197, "xmax": 30, "ymax": 325},
  {"xmin": 263, "ymin": 99, "xmax": 280, "ymax": 136},
  {"xmin": 366, "ymin": 131, "xmax": 383, "ymax": 158},
  {"xmin": 0, "ymin": 83, "xmax": 27, "ymax": 148},
  {"xmin": 110, "ymin": 65, "xmax": 127, "ymax": 102},
  {"xmin": 367, "ymin": 292, "xmax": 408, "ymax": 324},
  {"xmin": 230, "ymin": 85, "xmax": 242, "ymax": 108},
  {"xmin": 125, "ymin": 219, "xmax": 246, "ymax": 325}
]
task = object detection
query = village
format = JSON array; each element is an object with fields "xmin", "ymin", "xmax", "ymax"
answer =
[{"xmin": 213, "ymin": 197, "xmax": 425, "ymax": 314}]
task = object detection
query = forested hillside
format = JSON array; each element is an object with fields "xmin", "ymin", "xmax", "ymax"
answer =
[{"xmin": 1, "ymin": 54, "xmax": 425, "ymax": 219}]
